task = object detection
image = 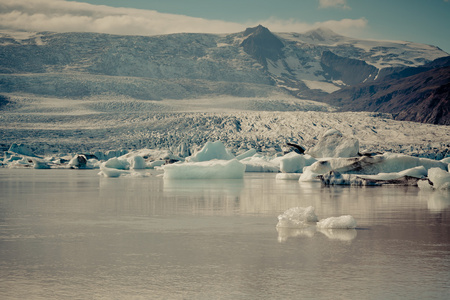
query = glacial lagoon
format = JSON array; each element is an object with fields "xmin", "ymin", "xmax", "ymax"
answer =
[{"xmin": 0, "ymin": 169, "xmax": 449, "ymax": 299}]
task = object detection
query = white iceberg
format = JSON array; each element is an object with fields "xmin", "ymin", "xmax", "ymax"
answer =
[
  {"xmin": 320, "ymin": 166, "xmax": 428, "ymax": 186},
  {"xmin": 316, "ymin": 215, "xmax": 357, "ymax": 229},
  {"xmin": 235, "ymin": 148, "xmax": 257, "ymax": 160},
  {"xmin": 103, "ymin": 157, "xmax": 130, "ymax": 170},
  {"xmin": 279, "ymin": 152, "xmax": 316, "ymax": 173},
  {"xmin": 418, "ymin": 167, "xmax": 450, "ymax": 190},
  {"xmin": 240, "ymin": 155, "xmax": 280, "ymax": 172},
  {"xmin": 276, "ymin": 206, "xmax": 319, "ymax": 228},
  {"xmin": 187, "ymin": 141, "xmax": 235, "ymax": 162},
  {"xmin": 307, "ymin": 129, "xmax": 359, "ymax": 158},
  {"xmin": 8, "ymin": 143, "xmax": 36, "ymax": 157},
  {"xmin": 127, "ymin": 155, "xmax": 146, "ymax": 169},
  {"xmin": 163, "ymin": 159, "xmax": 245, "ymax": 180},
  {"xmin": 305, "ymin": 153, "xmax": 447, "ymax": 176}
]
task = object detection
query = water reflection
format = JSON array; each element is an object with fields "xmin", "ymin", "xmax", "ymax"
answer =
[
  {"xmin": 419, "ymin": 190, "xmax": 450, "ymax": 212},
  {"xmin": 276, "ymin": 226, "xmax": 357, "ymax": 243}
]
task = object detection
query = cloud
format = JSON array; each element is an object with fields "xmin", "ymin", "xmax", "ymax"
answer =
[
  {"xmin": 0, "ymin": 0, "xmax": 365, "ymax": 37},
  {"xmin": 258, "ymin": 17, "xmax": 367, "ymax": 36},
  {"xmin": 318, "ymin": 0, "xmax": 351, "ymax": 9}
]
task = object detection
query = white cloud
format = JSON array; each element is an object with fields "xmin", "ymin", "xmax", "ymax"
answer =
[
  {"xmin": 0, "ymin": 0, "xmax": 365, "ymax": 37},
  {"xmin": 258, "ymin": 17, "xmax": 367, "ymax": 36},
  {"xmin": 318, "ymin": 0, "xmax": 351, "ymax": 9}
]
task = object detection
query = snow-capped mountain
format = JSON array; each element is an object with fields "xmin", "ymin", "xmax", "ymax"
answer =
[{"xmin": 0, "ymin": 26, "xmax": 447, "ymax": 100}]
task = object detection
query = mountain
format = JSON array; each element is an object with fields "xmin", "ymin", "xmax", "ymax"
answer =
[
  {"xmin": 324, "ymin": 63, "xmax": 450, "ymax": 125},
  {"xmin": 1, "ymin": 26, "xmax": 446, "ymax": 99},
  {"xmin": 0, "ymin": 26, "xmax": 448, "ymax": 124}
]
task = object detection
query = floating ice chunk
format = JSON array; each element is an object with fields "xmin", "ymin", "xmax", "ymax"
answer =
[
  {"xmin": 280, "ymin": 152, "xmax": 316, "ymax": 173},
  {"xmin": 419, "ymin": 167, "xmax": 450, "ymax": 190},
  {"xmin": 98, "ymin": 166, "xmax": 149, "ymax": 178},
  {"xmin": 148, "ymin": 160, "xmax": 165, "ymax": 169},
  {"xmin": 316, "ymin": 215, "xmax": 357, "ymax": 229},
  {"xmin": 240, "ymin": 155, "xmax": 280, "ymax": 172},
  {"xmin": 299, "ymin": 168, "xmax": 321, "ymax": 182},
  {"xmin": 276, "ymin": 206, "xmax": 319, "ymax": 228},
  {"xmin": 8, "ymin": 143, "xmax": 35, "ymax": 157},
  {"xmin": 128, "ymin": 155, "xmax": 146, "ymax": 169},
  {"xmin": 98, "ymin": 166, "xmax": 129, "ymax": 178},
  {"xmin": 276, "ymin": 173, "xmax": 301, "ymax": 180},
  {"xmin": 163, "ymin": 159, "xmax": 245, "ymax": 179},
  {"xmin": 307, "ymin": 129, "xmax": 359, "ymax": 158},
  {"xmin": 103, "ymin": 157, "xmax": 130, "ymax": 170},
  {"xmin": 33, "ymin": 159, "xmax": 50, "ymax": 169},
  {"xmin": 235, "ymin": 148, "xmax": 257, "ymax": 160},
  {"xmin": 187, "ymin": 141, "xmax": 235, "ymax": 162},
  {"xmin": 362, "ymin": 165, "xmax": 427, "ymax": 180},
  {"xmin": 305, "ymin": 153, "xmax": 448, "ymax": 176},
  {"xmin": 320, "ymin": 167, "xmax": 426, "ymax": 186}
]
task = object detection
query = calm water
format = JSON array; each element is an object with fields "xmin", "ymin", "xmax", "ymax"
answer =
[{"xmin": 0, "ymin": 169, "xmax": 449, "ymax": 300}]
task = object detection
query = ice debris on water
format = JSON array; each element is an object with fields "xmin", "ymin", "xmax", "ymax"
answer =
[
  {"xmin": 276, "ymin": 206, "xmax": 356, "ymax": 229},
  {"xmin": 316, "ymin": 215, "xmax": 357, "ymax": 229},
  {"xmin": 418, "ymin": 167, "xmax": 450, "ymax": 190},
  {"xmin": 276, "ymin": 206, "xmax": 358, "ymax": 242},
  {"xmin": 276, "ymin": 206, "xmax": 319, "ymax": 228}
]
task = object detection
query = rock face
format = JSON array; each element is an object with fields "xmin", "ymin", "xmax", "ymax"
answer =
[
  {"xmin": 241, "ymin": 25, "xmax": 284, "ymax": 66},
  {"xmin": 320, "ymin": 51, "xmax": 378, "ymax": 86},
  {"xmin": 326, "ymin": 63, "xmax": 450, "ymax": 125}
]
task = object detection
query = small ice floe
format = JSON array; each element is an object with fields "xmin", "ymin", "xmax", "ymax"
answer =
[
  {"xmin": 276, "ymin": 206, "xmax": 358, "ymax": 242},
  {"xmin": 316, "ymin": 215, "xmax": 357, "ymax": 229},
  {"xmin": 163, "ymin": 159, "xmax": 245, "ymax": 179},
  {"xmin": 418, "ymin": 167, "xmax": 450, "ymax": 190},
  {"xmin": 98, "ymin": 166, "xmax": 149, "ymax": 178},
  {"xmin": 276, "ymin": 206, "xmax": 319, "ymax": 228},
  {"xmin": 319, "ymin": 166, "xmax": 427, "ymax": 186}
]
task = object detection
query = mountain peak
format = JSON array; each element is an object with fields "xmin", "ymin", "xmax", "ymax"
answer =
[
  {"xmin": 240, "ymin": 25, "xmax": 284, "ymax": 65},
  {"xmin": 243, "ymin": 25, "xmax": 271, "ymax": 37}
]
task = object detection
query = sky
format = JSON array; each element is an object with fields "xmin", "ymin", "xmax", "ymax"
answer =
[{"xmin": 0, "ymin": 0, "xmax": 449, "ymax": 53}]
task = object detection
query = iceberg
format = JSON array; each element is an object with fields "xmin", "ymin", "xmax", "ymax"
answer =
[
  {"xmin": 240, "ymin": 155, "xmax": 280, "ymax": 172},
  {"xmin": 316, "ymin": 215, "xmax": 357, "ymax": 229},
  {"xmin": 320, "ymin": 166, "xmax": 428, "ymax": 186},
  {"xmin": 418, "ymin": 167, "xmax": 450, "ymax": 190},
  {"xmin": 127, "ymin": 155, "xmax": 146, "ymax": 169},
  {"xmin": 8, "ymin": 143, "xmax": 36, "ymax": 157},
  {"xmin": 279, "ymin": 152, "xmax": 316, "ymax": 173},
  {"xmin": 305, "ymin": 153, "xmax": 447, "ymax": 176},
  {"xmin": 276, "ymin": 206, "xmax": 319, "ymax": 228},
  {"xmin": 103, "ymin": 157, "xmax": 130, "ymax": 170},
  {"xmin": 187, "ymin": 141, "xmax": 235, "ymax": 162},
  {"xmin": 235, "ymin": 148, "xmax": 257, "ymax": 160},
  {"xmin": 163, "ymin": 159, "xmax": 245, "ymax": 180},
  {"xmin": 307, "ymin": 129, "xmax": 359, "ymax": 158}
]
